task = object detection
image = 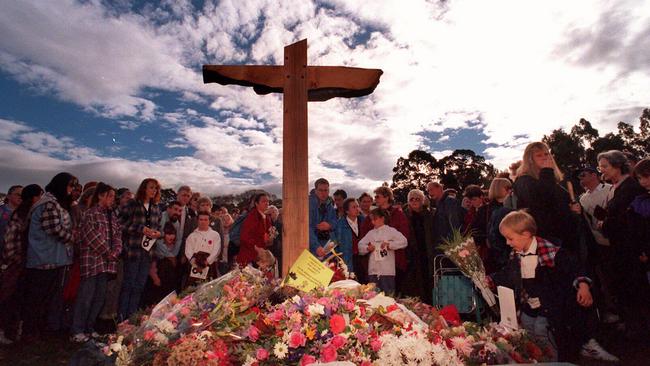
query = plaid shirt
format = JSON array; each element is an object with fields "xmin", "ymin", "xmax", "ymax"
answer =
[
  {"xmin": 1, "ymin": 215, "xmax": 26, "ymax": 269},
  {"xmin": 38, "ymin": 194, "xmax": 74, "ymax": 269},
  {"xmin": 79, "ymin": 205, "xmax": 122, "ymax": 278},
  {"xmin": 487, "ymin": 237, "xmax": 592, "ymax": 289},
  {"xmin": 120, "ymin": 199, "xmax": 161, "ymax": 259}
]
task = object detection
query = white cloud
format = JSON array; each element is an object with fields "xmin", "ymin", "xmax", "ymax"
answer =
[
  {"xmin": 1, "ymin": 0, "xmax": 649, "ymax": 195},
  {"xmin": 0, "ymin": 118, "xmax": 32, "ymax": 140}
]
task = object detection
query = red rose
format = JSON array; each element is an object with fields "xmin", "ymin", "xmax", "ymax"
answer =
[
  {"xmin": 329, "ymin": 314, "xmax": 346, "ymax": 334},
  {"xmin": 301, "ymin": 354, "xmax": 316, "ymax": 366},
  {"xmin": 321, "ymin": 344, "xmax": 337, "ymax": 362}
]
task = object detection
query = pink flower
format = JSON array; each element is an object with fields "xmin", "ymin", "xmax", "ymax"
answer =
[
  {"xmin": 269, "ymin": 309, "xmax": 284, "ymax": 322},
  {"xmin": 256, "ymin": 348, "xmax": 269, "ymax": 360},
  {"xmin": 144, "ymin": 330, "xmax": 155, "ymax": 341},
  {"xmin": 458, "ymin": 249, "xmax": 470, "ymax": 258},
  {"xmin": 344, "ymin": 301, "xmax": 355, "ymax": 312},
  {"xmin": 180, "ymin": 307, "xmax": 190, "ymax": 316},
  {"xmin": 329, "ymin": 314, "xmax": 346, "ymax": 334},
  {"xmin": 321, "ymin": 344, "xmax": 337, "ymax": 362},
  {"xmin": 361, "ymin": 361, "xmax": 372, "ymax": 366},
  {"xmin": 248, "ymin": 325, "xmax": 260, "ymax": 342},
  {"xmin": 289, "ymin": 331, "xmax": 307, "ymax": 348},
  {"xmin": 300, "ymin": 354, "xmax": 316, "ymax": 366},
  {"xmin": 167, "ymin": 314, "xmax": 178, "ymax": 323},
  {"xmin": 331, "ymin": 335, "xmax": 347, "ymax": 349},
  {"xmin": 370, "ymin": 339, "xmax": 382, "ymax": 352}
]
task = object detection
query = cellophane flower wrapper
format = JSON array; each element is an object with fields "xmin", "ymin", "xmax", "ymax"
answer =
[{"xmin": 438, "ymin": 230, "xmax": 497, "ymax": 308}]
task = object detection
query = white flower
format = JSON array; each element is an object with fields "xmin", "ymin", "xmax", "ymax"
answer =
[
  {"xmin": 451, "ymin": 336, "xmax": 473, "ymax": 357},
  {"xmin": 154, "ymin": 332, "xmax": 169, "ymax": 345},
  {"xmin": 307, "ymin": 303, "xmax": 325, "ymax": 316},
  {"xmin": 156, "ymin": 319, "xmax": 175, "ymax": 333},
  {"xmin": 198, "ymin": 330, "xmax": 212, "ymax": 340},
  {"xmin": 243, "ymin": 355, "xmax": 256, "ymax": 366},
  {"xmin": 292, "ymin": 295, "xmax": 302, "ymax": 304},
  {"xmin": 273, "ymin": 342, "xmax": 289, "ymax": 359},
  {"xmin": 109, "ymin": 342, "xmax": 122, "ymax": 354}
]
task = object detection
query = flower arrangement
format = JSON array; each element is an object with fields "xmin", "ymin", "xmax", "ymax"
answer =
[
  {"xmin": 105, "ymin": 266, "xmax": 550, "ymax": 365},
  {"xmin": 438, "ymin": 229, "xmax": 497, "ymax": 309}
]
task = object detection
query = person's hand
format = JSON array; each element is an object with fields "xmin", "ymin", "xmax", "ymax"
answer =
[
  {"xmin": 316, "ymin": 221, "xmax": 331, "ymax": 231},
  {"xmin": 577, "ymin": 283, "xmax": 593, "ymax": 307},
  {"xmin": 640, "ymin": 252, "xmax": 648, "ymax": 263},
  {"xmin": 143, "ymin": 227, "xmax": 160, "ymax": 238},
  {"xmin": 316, "ymin": 246, "xmax": 326, "ymax": 257},
  {"xmin": 569, "ymin": 202, "xmax": 582, "ymax": 214},
  {"xmin": 367, "ymin": 243, "xmax": 375, "ymax": 252},
  {"xmin": 152, "ymin": 276, "xmax": 161, "ymax": 287},
  {"xmin": 596, "ymin": 221, "xmax": 604, "ymax": 230}
]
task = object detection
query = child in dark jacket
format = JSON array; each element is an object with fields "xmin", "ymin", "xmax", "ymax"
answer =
[{"xmin": 491, "ymin": 210, "xmax": 616, "ymax": 362}]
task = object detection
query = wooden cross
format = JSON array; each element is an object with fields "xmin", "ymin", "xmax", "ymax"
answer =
[{"xmin": 203, "ymin": 39, "xmax": 382, "ymax": 276}]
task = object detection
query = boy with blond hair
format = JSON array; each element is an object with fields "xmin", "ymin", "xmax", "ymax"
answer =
[{"xmin": 491, "ymin": 210, "xmax": 616, "ymax": 362}]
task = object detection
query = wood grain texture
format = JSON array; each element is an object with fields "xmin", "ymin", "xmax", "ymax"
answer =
[
  {"xmin": 203, "ymin": 65, "xmax": 382, "ymax": 101},
  {"xmin": 281, "ymin": 39, "xmax": 309, "ymax": 276}
]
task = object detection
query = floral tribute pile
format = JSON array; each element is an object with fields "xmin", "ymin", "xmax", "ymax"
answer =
[{"xmin": 104, "ymin": 267, "xmax": 551, "ymax": 366}]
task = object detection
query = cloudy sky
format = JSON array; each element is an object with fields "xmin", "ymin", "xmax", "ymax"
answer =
[{"xmin": 1, "ymin": 0, "xmax": 649, "ymax": 196}]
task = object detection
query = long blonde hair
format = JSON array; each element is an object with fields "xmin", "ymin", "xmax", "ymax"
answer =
[
  {"xmin": 517, "ymin": 142, "xmax": 564, "ymax": 181},
  {"xmin": 488, "ymin": 178, "xmax": 512, "ymax": 201}
]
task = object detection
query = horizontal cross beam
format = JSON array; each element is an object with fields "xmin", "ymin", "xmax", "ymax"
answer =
[{"xmin": 203, "ymin": 65, "xmax": 383, "ymax": 102}]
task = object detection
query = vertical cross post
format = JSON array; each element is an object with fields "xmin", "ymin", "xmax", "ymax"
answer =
[{"xmin": 281, "ymin": 40, "xmax": 308, "ymax": 276}]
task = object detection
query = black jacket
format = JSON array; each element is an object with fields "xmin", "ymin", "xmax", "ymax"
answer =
[
  {"xmin": 513, "ymin": 169, "xmax": 579, "ymax": 250},
  {"xmin": 491, "ymin": 239, "xmax": 588, "ymax": 361},
  {"xmin": 603, "ymin": 176, "xmax": 646, "ymax": 257}
]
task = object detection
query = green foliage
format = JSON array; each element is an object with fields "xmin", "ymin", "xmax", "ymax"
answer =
[
  {"xmin": 390, "ymin": 149, "xmax": 496, "ymax": 203},
  {"xmin": 543, "ymin": 108, "xmax": 649, "ymax": 175}
]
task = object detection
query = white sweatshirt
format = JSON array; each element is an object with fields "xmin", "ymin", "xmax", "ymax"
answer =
[
  {"xmin": 185, "ymin": 228, "xmax": 221, "ymax": 265},
  {"xmin": 358, "ymin": 225, "xmax": 407, "ymax": 276}
]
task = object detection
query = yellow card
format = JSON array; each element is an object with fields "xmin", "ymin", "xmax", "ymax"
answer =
[{"xmin": 283, "ymin": 249, "xmax": 334, "ymax": 292}]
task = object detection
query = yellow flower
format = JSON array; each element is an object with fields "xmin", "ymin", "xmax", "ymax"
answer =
[{"xmin": 305, "ymin": 326, "xmax": 316, "ymax": 340}]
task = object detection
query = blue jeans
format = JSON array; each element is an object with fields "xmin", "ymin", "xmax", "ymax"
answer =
[
  {"xmin": 71, "ymin": 273, "xmax": 108, "ymax": 334},
  {"xmin": 368, "ymin": 275, "xmax": 395, "ymax": 295},
  {"xmin": 520, "ymin": 312, "xmax": 557, "ymax": 361},
  {"xmin": 118, "ymin": 255, "xmax": 151, "ymax": 321}
]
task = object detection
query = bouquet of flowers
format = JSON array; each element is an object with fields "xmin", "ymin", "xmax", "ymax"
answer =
[
  {"xmin": 438, "ymin": 229, "xmax": 497, "ymax": 309},
  {"xmin": 104, "ymin": 266, "xmax": 551, "ymax": 365}
]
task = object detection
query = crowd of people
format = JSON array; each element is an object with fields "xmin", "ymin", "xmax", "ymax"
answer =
[{"xmin": 0, "ymin": 143, "xmax": 648, "ymax": 363}]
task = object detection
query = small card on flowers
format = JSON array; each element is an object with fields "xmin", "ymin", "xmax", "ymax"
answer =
[{"xmin": 283, "ymin": 249, "xmax": 334, "ymax": 292}]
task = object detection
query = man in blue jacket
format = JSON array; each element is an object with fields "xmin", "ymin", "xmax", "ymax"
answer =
[{"xmin": 309, "ymin": 178, "xmax": 337, "ymax": 258}]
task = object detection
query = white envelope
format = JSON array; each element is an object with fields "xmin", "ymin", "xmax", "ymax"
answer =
[{"xmin": 498, "ymin": 286, "xmax": 518, "ymax": 330}]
